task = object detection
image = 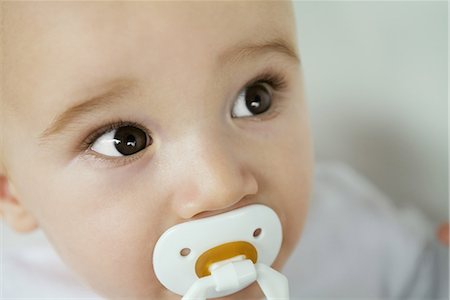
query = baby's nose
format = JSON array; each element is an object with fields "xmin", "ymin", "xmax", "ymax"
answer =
[{"xmin": 169, "ymin": 132, "xmax": 258, "ymax": 219}]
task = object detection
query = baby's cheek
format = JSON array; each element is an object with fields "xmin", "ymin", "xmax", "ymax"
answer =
[
  {"xmin": 39, "ymin": 190, "xmax": 165, "ymax": 297},
  {"xmin": 270, "ymin": 113, "xmax": 312, "ymax": 266}
]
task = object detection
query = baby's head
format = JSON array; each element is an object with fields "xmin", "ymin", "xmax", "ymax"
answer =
[{"xmin": 0, "ymin": 1, "xmax": 312, "ymax": 299}]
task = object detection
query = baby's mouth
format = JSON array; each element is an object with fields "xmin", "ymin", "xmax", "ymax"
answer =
[{"xmin": 190, "ymin": 198, "xmax": 257, "ymax": 220}]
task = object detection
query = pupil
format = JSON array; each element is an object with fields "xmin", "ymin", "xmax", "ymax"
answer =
[
  {"xmin": 245, "ymin": 84, "xmax": 271, "ymax": 115},
  {"xmin": 126, "ymin": 135, "xmax": 136, "ymax": 147},
  {"xmin": 250, "ymin": 97, "xmax": 261, "ymax": 108},
  {"xmin": 114, "ymin": 126, "xmax": 149, "ymax": 155}
]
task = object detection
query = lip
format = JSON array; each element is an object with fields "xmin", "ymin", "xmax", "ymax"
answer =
[{"xmin": 189, "ymin": 197, "xmax": 258, "ymax": 220}]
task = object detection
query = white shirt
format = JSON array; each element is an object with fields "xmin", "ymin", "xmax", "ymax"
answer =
[
  {"xmin": 3, "ymin": 162, "xmax": 448, "ymax": 299},
  {"xmin": 284, "ymin": 162, "xmax": 448, "ymax": 299}
]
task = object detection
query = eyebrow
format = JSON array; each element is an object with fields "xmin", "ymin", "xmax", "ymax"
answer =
[
  {"xmin": 39, "ymin": 38, "xmax": 299, "ymax": 141},
  {"xmin": 217, "ymin": 37, "xmax": 301, "ymax": 66},
  {"xmin": 39, "ymin": 80, "xmax": 137, "ymax": 141}
]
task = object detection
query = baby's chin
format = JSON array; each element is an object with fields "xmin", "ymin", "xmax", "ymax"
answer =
[
  {"xmin": 159, "ymin": 282, "xmax": 264, "ymax": 300},
  {"xmin": 217, "ymin": 282, "xmax": 264, "ymax": 300},
  {"xmin": 101, "ymin": 282, "xmax": 262, "ymax": 300},
  {"xmin": 153, "ymin": 261, "xmax": 288, "ymax": 300},
  {"xmin": 95, "ymin": 260, "xmax": 272, "ymax": 300}
]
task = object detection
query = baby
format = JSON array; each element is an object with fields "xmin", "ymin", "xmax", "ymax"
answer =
[
  {"xmin": 2, "ymin": 1, "xmax": 448, "ymax": 300},
  {"xmin": 0, "ymin": 1, "xmax": 312, "ymax": 299}
]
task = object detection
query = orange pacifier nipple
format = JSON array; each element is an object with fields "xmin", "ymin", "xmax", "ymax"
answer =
[
  {"xmin": 152, "ymin": 204, "xmax": 289, "ymax": 300},
  {"xmin": 195, "ymin": 241, "xmax": 257, "ymax": 278}
]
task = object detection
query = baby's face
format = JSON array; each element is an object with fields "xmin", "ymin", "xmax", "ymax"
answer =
[{"xmin": 1, "ymin": 2, "xmax": 312, "ymax": 299}]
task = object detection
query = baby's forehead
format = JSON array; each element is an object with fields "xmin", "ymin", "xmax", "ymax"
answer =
[
  {"xmin": 2, "ymin": 1, "xmax": 297, "ymax": 117},
  {"xmin": 3, "ymin": 1, "xmax": 296, "ymax": 47}
]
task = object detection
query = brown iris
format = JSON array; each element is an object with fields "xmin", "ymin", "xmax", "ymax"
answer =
[
  {"xmin": 113, "ymin": 126, "xmax": 150, "ymax": 156},
  {"xmin": 245, "ymin": 83, "xmax": 272, "ymax": 115}
]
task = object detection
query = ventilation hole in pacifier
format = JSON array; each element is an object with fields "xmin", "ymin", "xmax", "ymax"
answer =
[
  {"xmin": 180, "ymin": 248, "xmax": 191, "ymax": 257},
  {"xmin": 253, "ymin": 228, "xmax": 262, "ymax": 238}
]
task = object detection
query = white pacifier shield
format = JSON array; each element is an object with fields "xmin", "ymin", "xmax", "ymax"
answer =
[{"xmin": 152, "ymin": 204, "xmax": 283, "ymax": 298}]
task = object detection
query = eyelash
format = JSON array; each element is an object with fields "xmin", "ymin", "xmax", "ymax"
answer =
[
  {"xmin": 79, "ymin": 70, "xmax": 288, "ymax": 152},
  {"xmin": 242, "ymin": 69, "xmax": 288, "ymax": 92}
]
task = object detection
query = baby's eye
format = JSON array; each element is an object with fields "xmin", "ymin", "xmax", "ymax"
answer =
[
  {"xmin": 231, "ymin": 82, "xmax": 272, "ymax": 118},
  {"xmin": 91, "ymin": 125, "xmax": 151, "ymax": 157}
]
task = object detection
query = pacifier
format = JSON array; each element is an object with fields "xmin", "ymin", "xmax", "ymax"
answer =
[{"xmin": 152, "ymin": 204, "xmax": 289, "ymax": 300}]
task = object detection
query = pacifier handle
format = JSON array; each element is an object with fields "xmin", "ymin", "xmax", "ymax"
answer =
[
  {"xmin": 182, "ymin": 260, "xmax": 289, "ymax": 300},
  {"xmin": 255, "ymin": 263, "xmax": 289, "ymax": 300}
]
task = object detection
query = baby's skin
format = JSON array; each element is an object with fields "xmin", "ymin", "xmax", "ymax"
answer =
[{"xmin": 0, "ymin": 1, "xmax": 313, "ymax": 299}]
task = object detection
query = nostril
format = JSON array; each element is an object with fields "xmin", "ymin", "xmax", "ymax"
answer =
[
  {"xmin": 253, "ymin": 228, "xmax": 262, "ymax": 238},
  {"xmin": 180, "ymin": 248, "xmax": 191, "ymax": 257}
]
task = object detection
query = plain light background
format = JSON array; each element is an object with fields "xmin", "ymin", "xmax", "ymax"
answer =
[{"xmin": 294, "ymin": 1, "xmax": 448, "ymax": 221}]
